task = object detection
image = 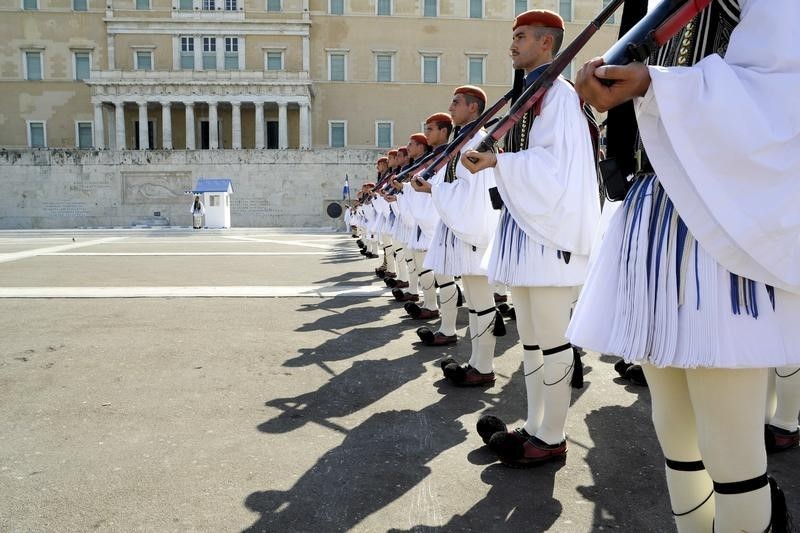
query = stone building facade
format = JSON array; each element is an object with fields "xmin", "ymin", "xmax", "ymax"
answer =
[{"xmin": 0, "ymin": 0, "xmax": 619, "ymax": 227}]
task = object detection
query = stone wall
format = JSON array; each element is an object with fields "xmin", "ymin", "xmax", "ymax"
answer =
[{"xmin": 0, "ymin": 149, "xmax": 379, "ymax": 229}]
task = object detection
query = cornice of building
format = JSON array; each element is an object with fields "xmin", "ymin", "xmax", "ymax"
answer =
[{"xmin": 104, "ymin": 17, "xmax": 310, "ymax": 35}]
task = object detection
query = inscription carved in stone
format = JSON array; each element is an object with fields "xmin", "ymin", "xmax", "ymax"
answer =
[{"xmin": 123, "ymin": 171, "xmax": 192, "ymax": 205}]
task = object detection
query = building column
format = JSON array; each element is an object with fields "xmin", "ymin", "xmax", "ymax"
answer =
[
  {"xmin": 299, "ymin": 102, "xmax": 310, "ymax": 149},
  {"xmin": 115, "ymin": 102, "xmax": 126, "ymax": 150},
  {"xmin": 231, "ymin": 102, "xmax": 241, "ymax": 149},
  {"xmin": 254, "ymin": 102, "xmax": 265, "ymax": 149},
  {"xmin": 278, "ymin": 102, "xmax": 288, "ymax": 149},
  {"xmin": 209, "ymin": 102, "xmax": 219, "ymax": 149},
  {"xmin": 216, "ymin": 37, "xmax": 224, "ymax": 71},
  {"xmin": 302, "ymin": 35, "xmax": 310, "ymax": 72},
  {"xmin": 193, "ymin": 36, "xmax": 202, "ymax": 71},
  {"xmin": 185, "ymin": 102, "xmax": 195, "ymax": 150},
  {"xmin": 93, "ymin": 102, "xmax": 106, "ymax": 150},
  {"xmin": 161, "ymin": 102, "xmax": 172, "ymax": 150},
  {"xmin": 138, "ymin": 101, "xmax": 149, "ymax": 150}
]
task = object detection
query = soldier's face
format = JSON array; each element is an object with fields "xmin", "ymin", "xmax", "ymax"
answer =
[
  {"xmin": 424, "ymin": 123, "xmax": 449, "ymax": 146},
  {"xmin": 407, "ymin": 140, "xmax": 425, "ymax": 159},
  {"xmin": 510, "ymin": 25, "xmax": 548, "ymax": 71},
  {"xmin": 448, "ymin": 94, "xmax": 475, "ymax": 127}
]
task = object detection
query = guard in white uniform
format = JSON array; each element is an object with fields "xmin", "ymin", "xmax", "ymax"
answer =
[
  {"xmin": 571, "ymin": 0, "xmax": 800, "ymax": 530},
  {"xmin": 463, "ymin": 9, "xmax": 600, "ymax": 468}
]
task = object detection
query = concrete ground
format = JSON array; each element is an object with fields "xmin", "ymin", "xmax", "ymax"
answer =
[{"xmin": 0, "ymin": 228, "xmax": 797, "ymax": 533}]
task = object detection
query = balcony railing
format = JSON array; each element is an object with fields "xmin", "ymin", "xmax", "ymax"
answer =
[{"xmin": 88, "ymin": 69, "xmax": 311, "ymax": 83}]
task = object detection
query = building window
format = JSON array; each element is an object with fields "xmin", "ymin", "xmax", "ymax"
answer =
[
  {"xmin": 376, "ymin": 122, "xmax": 392, "ymax": 149},
  {"xmin": 265, "ymin": 51, "xmax": 283, "ymax": 70},
  {"xmin": 209, "ymin": 195, "xmax": 220, "ymax": 207},
  {"xmin": 603, "ymin": 0, "xmax": 616, "ymax": 23},
  {"xmin": 202, "ymin": 0, "xmax": 215, "ymax": 10},
  {"xmin": 73, "ymin": 0, "xmax": 88, "ymax": 11},
  {"xmin": 514, "ymin": 0, "xmax": 526, "ymax": 15},
  {"xmin": 23, "ymin": 0, "xmax": 38, "ymax": 9},
  {"xmin": 224, "ymin": 37, "xmax": 239, "ymax": 70},
  {"xmin": 376, "ymin": 54, "xmax": 392, "ymax": 82},
  {"xmin": 469, "ymin": 0, "xmax": 482, "ymax": 18},
  {"xmin": 266, "ymin": 0, "xmax": 280, "ymax": 11},
  {"xmin": 27, "ymin": 121, "xmax": 46, "ymax": 148},
  {"xmin": 423, "ymin": 0, "xmax": 436, "ymax": 16},
  {"xmin": 224, "ymin": 0, "xmax": 236, "ymax": 10},
  {"xmin": 328, "ymin": 53, "xmax": 346, "ymax": 81},
  {"xmin": 329, "ymin": 121, "xmax": 346, "ymax": 147},
  {"xmin": 76, "ymin": 122, "xmax": 93, "ymax": 149},
  {"xmin": 25, "ymin": 51, "xmax": 43, "ymax": 81},
  {"xmin": 377, "ymin": 0, "xmax": 391, "ymax": 16},
  {"xmin": 135, "ymin": 50, "xmax": 153, "ymax": 70},
  {"xmin": 179, "ymin": 0, "xmax": 192, "ymax": 9},
  {"xmin": 74, "ymin": 52, "xmax": 91, "ymax": 81},
  {"xmin": 468, "ymin": 56, "xmax": 484, "ymax": 84},
  {"xmin": 329, "ymin": 0, "xmax": 343, "ymax": 15},
  {"xmin": 136, "ymin": 0, "xmax": 150, "ymax": 9},
  {"xmin": 422, "ymin": 55, "xmax": 439, "ymax": 83},
  {"xmin": 203, "ymin": 37, "xmax": 217, "ymax": 69},
  {"xmin": 559, "ymin": 0, "xmax": 572, "ymax": 22},
  {"xmin": 180, "ymin": 37, "xmax": 195, "ymax": 69}
]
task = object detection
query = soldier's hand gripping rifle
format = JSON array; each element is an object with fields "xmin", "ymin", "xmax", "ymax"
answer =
[
  {"xmin": 460, "ymin": 0, "xmax": 624, "ymax": 164},
  {"xmin": 405, "ymin": 70, "xmax": 526, "ymax": 186},
  {"xmin": 463, "ymin": 0, "xmax": 712, "ymax": 167}
]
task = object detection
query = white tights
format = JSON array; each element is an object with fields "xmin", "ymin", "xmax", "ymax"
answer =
[
  {"xmin": 434, "ymin": 273, "xmax": 458, "ymax": 336},
  {"xmin": 511, "ymin": 286, "xmax": 577, "ymax": 446},
  {"xmin": 414, "ymin": 250, "xmax": 437, "ymax": 311},
  {"xmin": 767, "ymin": 366, "xmax": 800, "ymax": 432},
  {"xmin": 462, "ymin": 275, "xmax": 496, "ymax": 374},
  {"xmin": 380, "ymin": 234, "xmax": 395, "ymax": 273},
  {"xmin": 393, "ymin": 241, "xmax": 409, "ymax": 283},
  {"xmin": 643, "ymin": 366, "xmax": 770, "ymax": 533}
]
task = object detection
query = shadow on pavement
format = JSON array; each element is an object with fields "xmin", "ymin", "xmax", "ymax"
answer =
[
  {"xmin": 294, "ymin": 303, "xmax": 393, "ymax": 334},
  {"xmin": 258, "ymin": 350, "xmax": 440, "ymax": 435},
  {"xmin": 246, "ymin": 383, "xmax": 494, "ymax": 532}
]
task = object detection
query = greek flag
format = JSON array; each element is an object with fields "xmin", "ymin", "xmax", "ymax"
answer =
[{"xmin": 342, "ymin": 175, "xmax": 350, "ymax": 200}]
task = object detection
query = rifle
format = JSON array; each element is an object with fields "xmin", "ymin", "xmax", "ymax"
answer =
[
  {"xmin": 464, "ymin": 0, "xmax": 624, "ymax": 161},
  {"xmin": 414, "ymin": 70, "xmax": 525, "ymax": 182},
  {"xmin": 466, "ymin": 0, "xmax": 714, "ymax": 163},
  {"xmin": 598, "ymin": 0, "xmax": 713, "ymax": 200},
  {"xmin": 603, "ymin": 0, "xmax": 713, "ymax": 66}
]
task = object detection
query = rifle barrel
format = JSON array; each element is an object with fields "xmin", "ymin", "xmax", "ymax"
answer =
[{"xmin": 471, "ymin": 0, "xmax": 624, "ymax": 156}]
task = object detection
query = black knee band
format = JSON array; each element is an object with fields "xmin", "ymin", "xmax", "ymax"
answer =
[
  {"xmin": 523, "ymin": 344, "xmax": 540, "ymax": 351},
  {"xmin": 475, "ymin": 307, "xmax": 495, "ymax": 317},
  {"xmin": 438, "ymin": 281, "xmax": 455, "ymax": 290},
  {"xmin": 405, "ymin": 258, "xmax": 414, "ymax": 263},
  {"xmin": 419, "ymin": 269, "xmax": 432, "ymax": 276},
  {"xmin": 666, "ymin": 459, "xmax": 706, "ymax": 472},
  {"xmin": 714, "ymin": 473, "xmax": 769, "ymax": 495},
  {"xmin": 542, "ymin": 343, "xmax": 572, "ymax": 356}
]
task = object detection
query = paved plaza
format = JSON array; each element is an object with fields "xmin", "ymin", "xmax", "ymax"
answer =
[{"xmin": 1, "ymin": 228, "xmax": 798, "ymax": 532}]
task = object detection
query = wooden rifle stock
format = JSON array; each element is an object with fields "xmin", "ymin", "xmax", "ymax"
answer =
[
  {"xmin": 467, "ymin": 0, "xmax": 624, "ymax": 161},
  {"xmin": 603, "ymin": 0, "xmax": 713, "ymax": 66}
]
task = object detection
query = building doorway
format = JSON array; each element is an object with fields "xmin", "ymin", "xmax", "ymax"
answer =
[
  {"xmin": 134, "ymin": 120, "xmax": 155, "ymax": 150},
  {"xmin": 266, "ymin": 121, "xmax": 279, "ymax": 149}
]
